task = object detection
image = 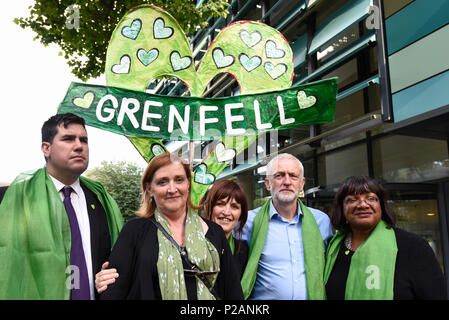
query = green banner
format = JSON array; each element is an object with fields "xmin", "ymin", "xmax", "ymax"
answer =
[{"xmin": 58, "ymin": 78, "xmax": 337, "ymax": 141}]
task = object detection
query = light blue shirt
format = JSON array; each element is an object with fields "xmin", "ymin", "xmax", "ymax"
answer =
[{"xmin": 238, "ymin": 200, "xmax": 333, "ymax": 300}]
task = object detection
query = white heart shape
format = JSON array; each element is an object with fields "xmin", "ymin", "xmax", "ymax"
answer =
[
  {"xmin": 215, "ymin": 143, "xmax": 236, "ymax": 163},
  {"xmin": 111, "ymin": 55, "xmax": 131, "ymax": 74}
]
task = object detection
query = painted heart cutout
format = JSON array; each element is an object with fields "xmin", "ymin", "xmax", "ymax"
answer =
[
  {"xmin": 297, "ymin": 90, "xmax": 317, "ymax": 109},
  {"xmin": 121, "ymin": 19, "xmax": 142, "ymax": 40},
  {"xmin": 105, "ymin": 4, "xmax": 295, "ymax": 205},
  {"xmin": 137, "ymin": 48, "xmax": 159, "ymax": 66},
  {"xmin": 264, "ymin": 62, "xmax": 287, "ymax": 80},
  {"xmin": 72, "ymin": 91, "xmax": 95, "ymax": 109},
  {"xmin": 153, "ymin": 17, "xmax": 174, "ymax": 39},
  {"xmin": 150, "ymin": 143, "xmax": 166, "ymax": 156},
  {"xmin": 170, "ymin": 51, "xmax": 192, "ymax": 71},
  {"xmin": 194, "ymin": 164, "xmax": 216, "ymax": 185},
  {"xmin": 265, "ymin": 40, "xmax": 285, "ymax": 59},
  {"xmin": 239, "ymin": 54, "xmax": 262, "ymax": 72},
  {"xmin": 215, "ymin": 142, "xmax": 236, "ymax": 163},
  {"xmin": 212, "ymin": 48, "xmax": 235, "ymax": 69},
  {"xmin": 239, "ymin": 30, "xmax": 262, "ymax": 48},
  {"xmin": 111, "ymin": 54, "xmax": 131, "ymax": 74}
]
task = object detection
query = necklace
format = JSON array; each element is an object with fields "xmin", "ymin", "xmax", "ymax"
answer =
[{"xmin": 344, "ymin": 233, "xmax": 354, "ymax": 255}]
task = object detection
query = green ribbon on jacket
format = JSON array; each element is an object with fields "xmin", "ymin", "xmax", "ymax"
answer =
[
  {"xmin": 228, "ymin": 234, "xmax": 235, "ymax": 255},
  {"xmin": 0, "ymin": 168, "xmax": 123, "ymax": 299},
  {"xmin": 323, "ymin": 220, "xmax": 397, "ymax": 300},
  {"xmin": 240, "ymin": 199, "xmax": 326, "ymax": 300}
]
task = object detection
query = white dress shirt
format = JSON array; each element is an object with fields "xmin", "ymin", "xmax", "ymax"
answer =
[{"xmin": 49, "ymin": 175, "xmax": 94, "ymax": 300}]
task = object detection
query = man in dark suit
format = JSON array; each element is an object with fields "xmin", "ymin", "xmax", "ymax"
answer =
[
  {"xmin": 0, "ymin": 113, "xmax": 123, "ymax": 299},
  {"xmin": 0, "ymin": 185, "xmax": 7, "ymax": 204}
]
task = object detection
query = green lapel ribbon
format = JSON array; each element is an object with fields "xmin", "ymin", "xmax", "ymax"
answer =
[
  {"xmin": 0, "ymin": 168, "xmax": 123, "ymax": 299},
  {"xmin": 240, "ymin": 199, "xmax": 326, "ymax": 300},
  {"xmin": 155, "ymin": 208, "xmax": 220, "ymax": 300},
  {"xmin": 228, "ymin": 235, "xmax": 235, "ymax": 255},
  {"xmin": 323, "ymin": 220, "xmax": 397, "ymax": 300}
]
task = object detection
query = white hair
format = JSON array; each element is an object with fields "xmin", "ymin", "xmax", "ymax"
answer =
[{"xmin": 265, "ymin": 153, "xmax": 304, "ymax": 179}]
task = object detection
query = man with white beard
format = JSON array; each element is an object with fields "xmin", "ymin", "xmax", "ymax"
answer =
[{"xmin": 238, "ymin": 153, "xmax": 333, "ymax": 300}]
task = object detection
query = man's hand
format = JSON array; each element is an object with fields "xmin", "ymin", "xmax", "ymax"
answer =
[{"xmin": 95, "ymin": 261, "xmax": 119, "ymax": 293}]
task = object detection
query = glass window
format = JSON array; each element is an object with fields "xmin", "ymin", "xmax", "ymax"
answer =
[
  {"xmin": 301, "ymin": 155, "xmax": 318, "ymax": 191},
  {"xmin": 383, "ymin": 0, "xmax": 414, "ymax": 19},
  {"xmin": 367, "ymin": 45, "xmax": 379, "ymax": 75},
  {"xmin": 315, "ymin": 0, "xmax": 351, "ymax": 26},
  {"xmin": 388, "ymin": 190, "xmax": 444, "ymax": 271},
  {"xmin": 321, "ymin": 89, "xmax": 365, "ymax": 131},
  {"xmin": 372, "ymin": 134, "xmax": 449, "ymax": 183},
  {"xmin": 367, "ymin": 83, "xmax": 381, "ymax": 112},
  {"xmin": 317, "ymin": 143, "xmax": 369, "ymax": 186},
  {"xmin": 316, "ymin": 24, "xmax": 360, "ymax": 65},
  {"xmin": 267, "ymin": 0, "xmax": 305, "ymax": 28},
  {"xmin": 282, "ymin": 19, "xmax": 307, "ymax": 44},
  {"xmin": 321, "ymin": 57, "xmax": 358, "ymax": 90}
]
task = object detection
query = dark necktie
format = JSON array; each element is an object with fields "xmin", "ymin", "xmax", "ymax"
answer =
[{"xmin": 62, "ymin": 187, "xmax": 91, "ymax": 300}]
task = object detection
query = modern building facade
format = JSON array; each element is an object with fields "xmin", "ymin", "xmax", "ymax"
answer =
[{"xmin": 160, "ymin": 0, "xmax": 449, "ymax": 291}]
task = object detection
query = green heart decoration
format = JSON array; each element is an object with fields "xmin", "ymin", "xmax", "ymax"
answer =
[
  {"xmin": 103, "ymin": 4, "xmax": 334, "ymax": 205},
  {"xmin": 153, "ymin": 17, "xmax": 174, "ymax": 39},
  {"xmin": 194, "ymin": 164, "xmax": 216, "ymax": 185},
  {"xmin": 137, "ymin": 48, "xmax": 159, "ymax": 66},
  {"xmin": 212, "ymin": 48, "xmax": 235, "ymax": 69},
  {"xmin": 264, "ymin": 62, "xmax": 287, "ymax": 80},
  {"xmin": 111, "ymin": 54, "xmax": 131, "ymax": 74},
  {"xmin": 214, "ymin": 142, "xmax": 236, "ymax": 163},
  {"xmin": 72, "ymin": 91, "xmax": 95, "ymax": 109},
  {"xmin": 265, "ymin": 40, "xmax": 285, "ymax": 59},
  {"xmin": 297, "ymin": 90, "xmax": 317, "ymax": 109},
  {"xmin": 239, "ymin": 30, "xmax": 262, "ymax": 48},
  {"xmin": 121, "ymin": 18, "xmax": 142, "ymax": 40},
  {"xmin": 150, "ymin": 143, "xmax": 166, "ymax": 157},
  {"xmin": 170, "ymin": 51, "xmax": 192, "ymax": 71},
  {"xmin": 239, "ymin": 54, "xmax": 262, "ymax": 72}
]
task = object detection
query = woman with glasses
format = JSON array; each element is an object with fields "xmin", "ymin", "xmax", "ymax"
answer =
[
  {"xmin": 100, "ymin": 153, "xmax": 243, "ymax": 300},
  {"xmin": 203, "ymin": 179, "xmax": 248, "ymax": 279},
  {"xmin": 324, "ymin": 176, "xmax": 446, "ymax": 300}
]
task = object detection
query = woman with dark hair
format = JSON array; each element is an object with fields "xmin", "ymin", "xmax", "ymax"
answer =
[
  {"xmin": 100, "ymin": 153, "xmax": 243, "ymax": 300},
  {"xmin": 324, "ymin": 176, "xmax": 446, "ymax": 300},
  {"xmin": 203, "ymin": 179, "xmax": 249, "ymax": 278}
]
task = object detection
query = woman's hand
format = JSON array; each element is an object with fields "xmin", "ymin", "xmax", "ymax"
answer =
[{"xmin": 95, "ymin": 261, "xmax": 119, "ymax": 293}]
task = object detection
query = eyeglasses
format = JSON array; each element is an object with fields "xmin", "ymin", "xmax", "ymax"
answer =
[{"xmin": 344, "ymin": 196, "xmax": 379, "ymax": 206}]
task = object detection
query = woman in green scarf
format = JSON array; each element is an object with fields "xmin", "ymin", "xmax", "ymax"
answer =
[
  {"xmin": 324, "ymin": 176, "xmax": 446, "ymax": 300},
  {"xmin": 203, "ymin": 179, "xmax": 248, "ymax": 279},
  {"xmin": 100, "ymin": 152, "xmax": 243, "ymax": 300}
]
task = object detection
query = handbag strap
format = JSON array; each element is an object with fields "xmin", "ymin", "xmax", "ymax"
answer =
[{"xmin": 149, "ymin": 215, "xmax": 220, "ymax": 300}]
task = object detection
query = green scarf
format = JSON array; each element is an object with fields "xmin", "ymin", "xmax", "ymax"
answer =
[
  {"xmin": 155, "ymin": 208, "xmax": 220, "ymax": 300},
  {"xmin": 323, "ymin": 220, "xmax": 397, "ymax": 300},
  {"xmin": 0, "ymin": 168, "xmax": 123, "ymax": 300},
  {"xmin": 240, "ymin": 199, "xmax": 326, "ymax": 300}
]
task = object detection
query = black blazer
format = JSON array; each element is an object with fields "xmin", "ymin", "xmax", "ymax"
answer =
[
  {"xmin": 0, "ymin": 183, "xmax": 112, "ymax": 299},
  {"xmin": 80, "ymin": 182, "xmax": 112, "ymax": 299},
  {"xmin": 0, "ymin": 186, "xmax": 7, "ymax": 204},
  {"xmin": 325, "ymin": 227, "xmax": 447, "ymax": 300}
]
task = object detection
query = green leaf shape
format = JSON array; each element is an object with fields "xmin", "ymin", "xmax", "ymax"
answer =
[{"xmin": 72, "ymin": 91, "xmax": 95, "ymax": 109}]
